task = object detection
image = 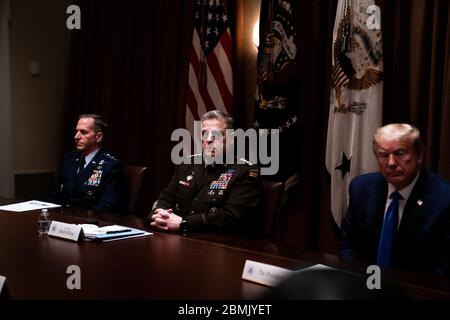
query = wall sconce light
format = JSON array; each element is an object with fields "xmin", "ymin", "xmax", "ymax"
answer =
[{"xmin": 253, "ymin": 20, "xmax": 259, "ymax": 48}]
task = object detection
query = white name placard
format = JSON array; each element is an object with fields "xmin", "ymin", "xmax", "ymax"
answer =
[
  {"xmin": 0, "ymin": 275, "xmax": 6, "ymax": 293},
  {"xmin": 242, "ymin": 259, "xmax": 293, "ymax": 287},
  {"xmin": 48, "ymin": 221, "xmax": 82, "ymax": 241}
]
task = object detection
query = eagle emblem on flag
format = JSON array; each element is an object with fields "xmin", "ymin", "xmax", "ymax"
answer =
[
  {"xmin": 331, "ymin": 0, "xmax": 383, "ymax": 114},
  {"xmin": 256, "ymin": 0, "xmax": 297, "ymax": 111}
]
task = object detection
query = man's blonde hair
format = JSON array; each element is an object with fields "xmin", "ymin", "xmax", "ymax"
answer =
[{"xmin": 373, "ymin": 123, "xmax": 425, "ymax": 156}]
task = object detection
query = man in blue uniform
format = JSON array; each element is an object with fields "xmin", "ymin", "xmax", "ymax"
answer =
[
  {"xmin": 149, "ymin": 110, "xmax": 263, "ymax": 234},
  {"xmin": 48, "ymin": 114, "xmax": 127, "ymax": 213}
]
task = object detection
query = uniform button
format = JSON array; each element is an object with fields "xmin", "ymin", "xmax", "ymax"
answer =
[
  {"xmin": 190, "ymin": 210, "xmax": 195, "ymax": 214},
  {"xmin": 209, "ymin": 207, "xmax": 217, "ymax": 214},
  {"xmin": 193, "ymin": 198, "xmax": 198, "ymax": 203}
]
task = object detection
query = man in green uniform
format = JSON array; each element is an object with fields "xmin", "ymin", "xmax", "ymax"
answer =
[{"xmin": 149, "ymin": 110, "xmax": 262, "ymax": 233}]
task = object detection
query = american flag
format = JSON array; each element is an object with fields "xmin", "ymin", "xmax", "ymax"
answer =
[
  {"xmin": 326, "ymin": 0, "xmax": 383, "ymax": 227},
  {"xmin": 331, "ymin": 4, "xmax": 351, "ymax": 89},
  {"xmin": 186, "ymin": 0, "xmax": 233, "ymax": 132},
  {"xmin": 331, "ymin": 63, "xmax": 350, "ymax": 88}
]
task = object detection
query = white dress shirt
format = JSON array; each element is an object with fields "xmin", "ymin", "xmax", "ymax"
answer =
[{"xmin": 385, "ymin": 171, "xmax": 421, "ymax": 228}]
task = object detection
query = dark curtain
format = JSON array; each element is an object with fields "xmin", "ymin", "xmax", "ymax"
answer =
[
  {"xmin": 63, "ymin": 0, "xmax": 450, "ymax": 254},
  {"xmin": 64, "ymin": 0, "xmax": 195, "ymax": 215},
  {"xmin": 263, "ymin": 0, "xmax": 339, "ymax": 256},
  {"xmin": 265, "ymin": 0, "xmax": 450, "ymax": 255},
  {"xmin": 381, "ymin": 0, "xmax": 450, "ymax": 178}
]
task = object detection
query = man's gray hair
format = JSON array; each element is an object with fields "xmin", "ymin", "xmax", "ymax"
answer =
[
  {"xmin": 201, "ymin": 110, "xmax": 234, "ymax": 129},
  {"xmin": 373, "ymin": 123, "xmax": 425, "ymax": 156},
  {"xmin": 78, "ymin": 114, "xmax": 108, "ymax": 134}
]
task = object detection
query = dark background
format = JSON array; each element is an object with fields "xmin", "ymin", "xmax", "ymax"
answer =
[{"xmin": 61, "ymin": 0, "xmax": 450, "ymax": 254}]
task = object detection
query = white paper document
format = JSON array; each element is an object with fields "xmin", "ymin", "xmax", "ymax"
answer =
[
  {"xmin": 0, "ymin": 200, "xmax": 61, "ymax": 212},
  {"xmin": 0, "ymin": 275, "xmax": 6, "ymax": 293},
  {"xmin": 81, "ymin": 224, "xmax": 152, "ymax": 242}
]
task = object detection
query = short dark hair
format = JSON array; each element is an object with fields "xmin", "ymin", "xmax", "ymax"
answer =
[
  {"xmin": 78, "ymin": 114, "xmax": 108, "ymax": 134},
  {"xmin": 201, "ymin": 110, "xmax": 234, "ymax": 129}
]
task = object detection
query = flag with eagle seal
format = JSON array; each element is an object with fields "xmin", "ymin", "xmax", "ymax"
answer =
[
  {"xmin": 253, "ymin": 0, "xmax": 299, "ymax": 180},
  {"xmin": 326, "ymin": 0, "xmax": 383, "ymax": 227}
]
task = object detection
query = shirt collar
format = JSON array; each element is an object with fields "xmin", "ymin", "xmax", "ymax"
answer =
[
  {"xmin": 388, "ymin": 170, "xmax": 420, "ymax": 202},
  {"xmin": 83, "ymin": 148, "xmax": 100, "ymax": 166}
]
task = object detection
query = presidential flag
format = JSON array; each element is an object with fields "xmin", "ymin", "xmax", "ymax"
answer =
[
  {"xmin": 253, "ymin": 0, "xmax": 299, "ymax": 180},
  {"xmin": 325, "ymin": 0, "xmax": 383, "ymax": 226},
  {"xmin": 186, "ymin": 0, "xmax": 233, "ymax": 133}
]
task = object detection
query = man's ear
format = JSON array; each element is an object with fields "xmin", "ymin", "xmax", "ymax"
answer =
[
  {"xmin": 96, "ymin": 132, "xmax": 103, "ymax": 144},
  {"xmin": 416, "ymin": 150, "xmax": 424, "ymax": 167}
]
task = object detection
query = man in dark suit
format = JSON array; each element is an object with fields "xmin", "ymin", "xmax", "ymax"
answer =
[
  {"xmin": 48, "ymin": 114, "xmax": 127, "ymax": 213},
  {"xmin": 341, "ymin": 123, "xmax": 450, "ymax": 277},
  {"xmin": 149, "ymin": 110, "xmax": 262, "ymax": 234}
]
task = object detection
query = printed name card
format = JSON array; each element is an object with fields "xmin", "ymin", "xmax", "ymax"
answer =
[
  {"xmin": 48, "ymin": 221, "xmax": 83, "ymax": 241},
  {"xmin": 242, "ymin": 259, "xmax": 293, "ymax": 287},
  {"xmin": 0, "ymin": 275, "xmax": 6, "ymax": 293}
]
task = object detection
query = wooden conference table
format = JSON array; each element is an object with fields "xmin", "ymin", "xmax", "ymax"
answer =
[{"xmin": 0, "ymin": 199, "xmax": 449, "ymax": 300}]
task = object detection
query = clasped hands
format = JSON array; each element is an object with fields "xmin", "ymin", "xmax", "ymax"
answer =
[{"xmin": 150, "ymin": 208, "xmax": 182, "ymax": 231}]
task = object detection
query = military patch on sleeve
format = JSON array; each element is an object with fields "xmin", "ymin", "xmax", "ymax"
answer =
[{"xmin": 248, "ymin": 169, "xmax": 259, "ymax": 178}]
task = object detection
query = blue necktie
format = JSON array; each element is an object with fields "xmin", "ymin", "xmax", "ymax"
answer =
[
  {"xmin": 376, "ymin": 191, "xmax": 401, "ymax": 267},
  {"xmin": 77, "ymin": 156, "xmax": 86, "ymax": 175}
]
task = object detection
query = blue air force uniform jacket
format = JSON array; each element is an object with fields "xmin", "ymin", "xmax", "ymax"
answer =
[
  {"xmin": 151, "ymin": 155, "xmax": 263, "ymax": 233},
  {"xmin": 48, "ymin": 149, "xmax": 127, "ymax": 214}
]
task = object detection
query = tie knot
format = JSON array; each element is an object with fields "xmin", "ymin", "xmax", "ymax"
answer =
[{"xmin": 390, "ymin": 191, "xmax": 401, "ymax": 201}]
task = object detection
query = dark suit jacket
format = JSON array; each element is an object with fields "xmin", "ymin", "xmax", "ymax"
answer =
[
  {"xmin": 48, "ymin": 149, "xmax": 127, "ymax": 214},
  {"xmin": 151, "ymin": 155, "xmax": 263, "ymax": 233},
  {"xmin": 340, "ymin": 170, "xmax": 450, "ymax": 276}
]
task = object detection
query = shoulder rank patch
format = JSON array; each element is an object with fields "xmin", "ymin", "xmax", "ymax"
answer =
[{"xmin": 104, "ymin": 153, "xmax": 118, "ymax": 161}]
